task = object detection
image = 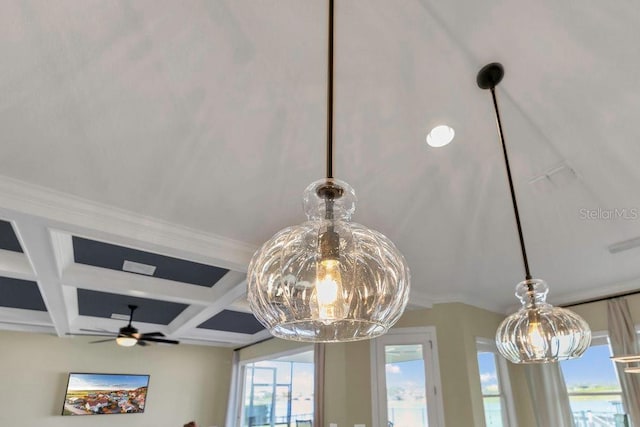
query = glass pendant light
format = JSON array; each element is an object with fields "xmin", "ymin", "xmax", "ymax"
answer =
[
  {"xmin": 477, "ymin": 63, "xmax": 591, "ymax": 363},
  {"xmin": 247, "ymin": 0, "xmax": 410, "ymax": 342}
]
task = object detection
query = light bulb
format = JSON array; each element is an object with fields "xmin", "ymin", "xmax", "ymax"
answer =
[
  {"xmin": 314, "ymin": 258, "xmax": 346, "ymax": 322},
  {"xmin": 116, "ymin": 336, "xmax": 137, "ymax": 347},
  {"xmin": 527, "ymin": 313, "xmax": 547, "ymax": 358}
]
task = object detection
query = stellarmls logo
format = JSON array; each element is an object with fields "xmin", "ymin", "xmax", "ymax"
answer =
[{"xmin": 579, "ymin": 208, "xmax": 639, "ymax": 220}]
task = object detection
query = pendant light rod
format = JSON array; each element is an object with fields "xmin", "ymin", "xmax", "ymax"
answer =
[
  {"xmin": 477, "ymin": 63, "xmax": 532, "ymax": 281},
  {"xmin": 326, "ymin": 0, "xmax": 335, "ymax": 180}
]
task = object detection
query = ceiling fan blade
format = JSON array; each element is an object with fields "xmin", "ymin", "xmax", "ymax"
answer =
[
  {"xmin": 80, "ymin": 328, "xmax": 117, "ymax": 334},
  {"xmin": 140, "ymin": 332, "xmax": 165, "ymax": 338},
  {"xmin": 137, "ymin": 340, "xmax": 148, "ymax": 346},
  {"xmin": 89, "ymin": 338, "xmax": 116, "ymax": 344},
  {"xmin": 139, "ymin": 336, "xmax": 179, "ymax": 345},
  {"xmin": 66, "ymin": 332, "xmax": 117, "ymax": 337}
]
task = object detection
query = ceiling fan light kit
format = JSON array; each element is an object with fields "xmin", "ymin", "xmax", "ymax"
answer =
[
  {"xmin": 246, "ymin": 0, "xmax": 410, "ymax": 342},
  {"xmin": 477, "ymin": 63, "xmax": 591, "ymax": 363},
  {"xmin": 116, "ymin": 335, "xmax": 138, "ymax": 347}
]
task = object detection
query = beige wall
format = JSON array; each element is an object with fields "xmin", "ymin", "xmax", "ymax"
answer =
[
  {"xmin": 0, "ymin": 330, "xmax": 233, "ymax": 427},
  {"xmin": 570, "ymin": 292, "xmax": 640, "ymax": 332},
  {"xmin": 239, "ymin": 303, "xmax": 528, "ymax": 427},
  {"xmin": 396, "ymin": 303, "xmax": 536, "ymax": 427},
  {"xmin": 13, "ymin": 293, "xmax": 629, "ymax": 427}
]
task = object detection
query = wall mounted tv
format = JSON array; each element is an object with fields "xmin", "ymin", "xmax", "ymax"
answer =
[{"xmin": 61, "ymin": 373, "xmax": 150, "ymax": 416}]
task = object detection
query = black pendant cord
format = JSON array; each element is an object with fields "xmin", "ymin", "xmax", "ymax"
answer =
[
  {"xmin": 327, "ymin": 0, "xmax": 333, "ymax": 179},
  {"xmin": 326, "ymin": 0, "xmax": 334, "ymax": 180},
  {"xmin": 322, "ymin": 0, "xmax": 337, "ymax": 226},
  {"xmin": 489, "ymin": 87, "xmax": 532, "ymax": 281}
]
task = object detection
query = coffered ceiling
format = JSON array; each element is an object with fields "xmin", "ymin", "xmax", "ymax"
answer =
[{"xmin": 1, "ymin": 0, "xmax": 640, "ymax": 346}]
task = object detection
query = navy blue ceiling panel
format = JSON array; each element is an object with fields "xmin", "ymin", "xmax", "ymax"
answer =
[
  {"xmin": 72, "ymin": 236, "xmax": 229, "ymax": 287},
  {"xmin": 0, "ymin": 277, "xmax": 46, "ymax": 311},
  {"xmin": 198, "ymin": 310, "xmax": 265, "ymax": 335},
  {"xmin": 77, "ymin": 289, "xmax": 188, "ymax": 325},
  {"xmin": 0, "ymin": 220, "xmax": 23, "ymax": 253}
]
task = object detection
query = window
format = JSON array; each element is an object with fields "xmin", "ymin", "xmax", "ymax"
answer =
[
  {"xmin": 559, "ymin": 335, "xmax": 624, "ymax": 426},
  {"xmin": 236, "ymin": 348, "xmax": 314, "ymax": 427},
  {"xmin": 476, "ymin": 338, "xmax": 516, "ymax": 427},
  {"xmin": 371, "ymin": 327, "xmax": 445, "ymax": 427}
]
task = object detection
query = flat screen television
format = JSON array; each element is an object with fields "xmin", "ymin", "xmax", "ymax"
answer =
[{"xmin": 61, "ymin": 373, "xmax": 150, "ymax": 416}]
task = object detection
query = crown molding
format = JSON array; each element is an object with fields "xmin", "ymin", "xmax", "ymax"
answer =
[
  {"xmin": 551, "ymin": 275, "xmax": 640, "ymax": 307},
  {"xmin": 412, "ymin": 289, "xmax": 504, "ymax": 314},
  {"xmin": 0, "ymin": 175, "xmax": 257, "ymax": 272}
]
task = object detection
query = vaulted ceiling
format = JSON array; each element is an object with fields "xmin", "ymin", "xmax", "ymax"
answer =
[{"xmin": 1, "ymin": 0, "xmax": 640, "ymax": 346}]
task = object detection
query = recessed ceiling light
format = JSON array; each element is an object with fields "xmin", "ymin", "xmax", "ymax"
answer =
[{"xmin": 426, "ymin": 125, "xmax": 455, "ymax": 147}]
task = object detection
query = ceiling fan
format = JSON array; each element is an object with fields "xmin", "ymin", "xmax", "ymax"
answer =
[{"xmin": 69, "ymin": 304, "xmax": 179, "ymax": 347}]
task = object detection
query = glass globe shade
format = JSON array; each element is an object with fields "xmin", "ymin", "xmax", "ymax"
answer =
[
  {"xmin": 248, "ymin": 178, "xmax": 411, "ymax": 342},
  {"xmin": 496, "ymin": 279, "xmax": 591, "ymax": 363},
  {"xmin": 116, "ymin": 336, "xmax": 137, "ymax": 347}
]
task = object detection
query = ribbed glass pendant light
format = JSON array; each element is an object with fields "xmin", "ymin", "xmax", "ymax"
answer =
[
  {"xmin": 247, "ymin": 0, "xmax": 410, "ymax": 342},
  {"xmin": 477, "ymin": 63, "xmax": 591, "ymax": 363}
]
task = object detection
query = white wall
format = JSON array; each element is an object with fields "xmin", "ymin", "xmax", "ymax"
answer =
[{"xmin": 0, "ymin": 330, "xmax": 233, "ymax": 427}]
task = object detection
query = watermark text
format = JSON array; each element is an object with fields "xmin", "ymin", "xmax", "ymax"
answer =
[{"xmin": 579, "ymin": 208, "xmax": 639, "ymax": 220}]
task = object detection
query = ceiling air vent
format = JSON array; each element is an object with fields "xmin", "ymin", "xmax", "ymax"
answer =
[
  {"xmin": 122, "ymin": 260, "xmax": 156, "ymax": 276},
  {"xmin": 110, "ymin": 313, "xmax": 130, "ymax": 321},
  {"xmin": 529, "ymin": 163, "xmax": 577, "ymax": 193}
]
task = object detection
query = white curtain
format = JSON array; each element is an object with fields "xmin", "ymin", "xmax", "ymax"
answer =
[
  {"xmin": 225, "ymin": 350, "xmax": 240, "ymax": 427},
  {"xmin": 608, "ymin": 297, "xmax": 640, "ymax": 426},
  {"xmin": 314, "ymin": 343, "xmax": 325, "ymax": 427},
  {"xmin": 525, "ymin": 363, "xmax": 575, "ymax": 427}
]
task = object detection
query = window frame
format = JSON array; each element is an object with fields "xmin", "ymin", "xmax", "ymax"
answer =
[
  {"xmin": 370, "ymin": 326, "xmax": 446, "ymax": 427},
  {"xmin": 559, "ymin": 331, "xmax": 624, "ymax": 424},
  {"xmin": 229, "ymin": 345, "xmax": 315, "ymax": 427},
  {"xmin": 476, "ymin": 337, "xmax": 517, "ymax": 427}
]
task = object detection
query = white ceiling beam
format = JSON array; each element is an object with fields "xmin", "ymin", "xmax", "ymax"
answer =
[
  {"xmin": 61, "ymin": 284, "xmax": 79, "ymax": 326},
  {"xmin": 183, "ymin": 327, "xmax": 271, "ymax": 346},
  {"xmin": 62, "ymin": 263, "xmax": 222, "ymax": 305},
  {"xmin": 0, "ymin": 248, "xmax": 35, "ymax": 281},
  {"xmin": 168, "ymin": 273, "xmax": 247, "ymax": 336},
  {"xmin": 0, "ymin": 306, "xmax": 52, "ymax": 326},
  {"xmin": 49, "ymin": 230, "xmax": 75, "ymax": 277},
  {"xmin": 12, "ymin": 219, "xmax": 71, "ymax": 337}
]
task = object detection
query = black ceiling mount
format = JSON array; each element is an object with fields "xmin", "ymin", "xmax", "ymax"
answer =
[
  {"xmin": 126, "ymin": 304, "xmax": 137, "ymax": 327},
  {"xmin": 476, "ymin": 62, "xmax": 504, "ymax": 90}
]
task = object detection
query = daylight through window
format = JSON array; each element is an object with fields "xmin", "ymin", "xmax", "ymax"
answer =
[
  {"xmin": 559, "ymin": 340, "xmax": 624, "ymax": 427},
  {"xmin": 239, "ymin": 349, "xmax": 314, "ymax": 427},
  {"xmin": 476, "ymin": 338, "xmax": 515, "ymax": 427}
]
